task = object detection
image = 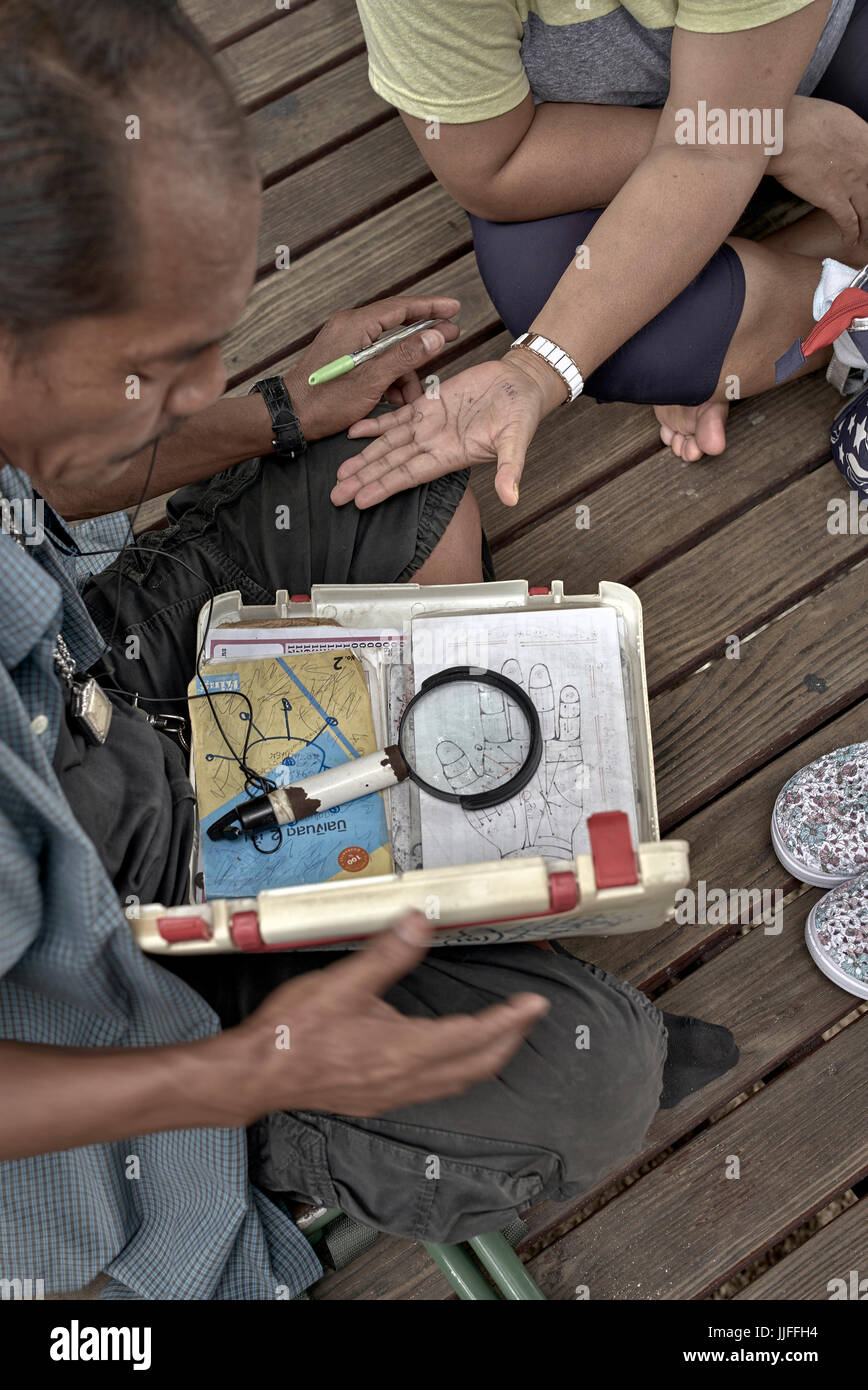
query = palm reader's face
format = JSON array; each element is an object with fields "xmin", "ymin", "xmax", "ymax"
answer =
[{"xmin": 0, "ymin": 158, "xmax": 260, "ymax": 492}]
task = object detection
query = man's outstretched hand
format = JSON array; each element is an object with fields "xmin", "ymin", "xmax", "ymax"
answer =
[
  {"xmin": 230, "ymin": 911, "xmax": 549, "ymax": 1121},
  {"xmin": 330, "ymin": 350, "xmax": 567, "ymax": 510}
]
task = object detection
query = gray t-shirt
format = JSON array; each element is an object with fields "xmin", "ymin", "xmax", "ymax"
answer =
[
  {"xmin": 521, "ymin": 0, "xmax": 855, "ymax": 107},
  {"xmin": 358, "ymin": 0, "xmax": 857, "ymax": 123}
]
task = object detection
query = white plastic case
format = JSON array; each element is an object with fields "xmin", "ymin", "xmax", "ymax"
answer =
[{"xmin": 129, "ymin": 579, "xmax": 689, "ymax": 954}]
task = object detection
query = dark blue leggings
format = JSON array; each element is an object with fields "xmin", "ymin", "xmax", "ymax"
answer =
[{"xmin": 469, "ymin": 0, "xmax": 868, "ymax": 406}]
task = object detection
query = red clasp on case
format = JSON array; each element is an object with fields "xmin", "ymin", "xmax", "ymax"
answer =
[
  {"xmin": 587, "ymin": 811, "xmax": 638, "ymax": 889},
  {"xmin": 548, "ymin": 869, "xmax": 578, "ymax": 913},
  {"xmin": 230, "ymin": 910, "xmax": 265, "ymax": 950},
  {"xmin": 157, "ymin": 914, "xmax": 212, "ymax": 943}
]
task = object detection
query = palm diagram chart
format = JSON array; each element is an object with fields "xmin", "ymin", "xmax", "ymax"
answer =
[{"xmin": 427, "ymin": 659, "xmax": 588, "ymax": 861}]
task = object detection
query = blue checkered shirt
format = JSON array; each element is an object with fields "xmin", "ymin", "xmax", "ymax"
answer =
[{"xmin": 0, "ymin": 466, "xmax": 321, "ymax": 1300}]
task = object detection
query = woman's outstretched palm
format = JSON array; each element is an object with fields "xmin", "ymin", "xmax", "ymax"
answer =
[{"xmin": 329, "ymin": 356, "xmax": 561, "ymax": 510}]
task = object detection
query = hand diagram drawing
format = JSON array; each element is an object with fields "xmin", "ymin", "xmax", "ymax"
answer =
[{"xmin": 434, "ymin": 661, "xmax": 585, "ymax": 861}]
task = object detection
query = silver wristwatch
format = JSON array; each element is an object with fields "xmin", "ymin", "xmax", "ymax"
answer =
[{"xmin": 509, "ymin": 332, "xmax": 584, "ymax": 403}]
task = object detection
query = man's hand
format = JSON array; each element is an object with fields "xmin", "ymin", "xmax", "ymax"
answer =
[
  {"xmin": 231, "ymin": 911, "xmax": 549, "ymax": 1120},
  {"xmin": 285, "ymin": 297, "xmax": 461, "ymax": 443},
  {"xmin": 770, "ymin": 95, "xmax": 868, "ymax": 247},
  {"xmin": 329, "ymin": 350, "xmax": 566, "ymax": 510}
]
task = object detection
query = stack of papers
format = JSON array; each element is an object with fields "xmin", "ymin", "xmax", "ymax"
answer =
[{"xmin": 410, "ymin": 607, "xmax": 637, "ymax": 869}]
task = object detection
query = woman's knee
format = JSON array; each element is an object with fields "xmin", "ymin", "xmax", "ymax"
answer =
[
  {"xmin": 470, "ymin": 207, "xmax": 744, "ymax": 404},
  {"xmin": 585, "ymin": 242, "xmax": 746, "ymax": 405}
]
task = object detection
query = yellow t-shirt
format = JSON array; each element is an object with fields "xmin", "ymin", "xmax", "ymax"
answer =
[{"xmin": 355, "ymin": 0, "xmax": 850, "ymax": 122}]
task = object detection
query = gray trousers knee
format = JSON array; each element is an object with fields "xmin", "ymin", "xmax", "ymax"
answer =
[{"xmin": 246, "ymin": 943, "xmax": 667, "ymax": 1244}]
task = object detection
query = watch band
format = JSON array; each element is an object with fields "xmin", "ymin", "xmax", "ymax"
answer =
[
  {"xmin": 509, "ymin": 333, "xmax": 584, "ymax": 404},
  {"xmin": 248, "ymin": 376, "xmax": 307, "ymax": 457}
]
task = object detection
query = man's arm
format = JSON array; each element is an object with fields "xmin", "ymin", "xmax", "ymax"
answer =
[
  {"xmin": 40, "ymin": 295, "xmax": 462, "ymax": 521},
  {"xmin": 0, "ymin": 1034, "xmax": 243, "ymax": 1159},
  {"xmin": 0, "ymin": 916, "xmax": 546, "ymax": 1159},
  {"xmin": 45, "ymin": 393, "xmax": 275, "ymax": 522}
]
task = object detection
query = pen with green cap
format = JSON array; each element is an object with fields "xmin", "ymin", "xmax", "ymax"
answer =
[{"xmin": 308, "ymin": 318, "xmax": 440, "ymax": 386}]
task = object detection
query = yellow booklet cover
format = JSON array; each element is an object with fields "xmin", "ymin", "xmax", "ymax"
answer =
[{"xmin": 188, "ymin": 651, "xmax": 392, "ymax": 896}]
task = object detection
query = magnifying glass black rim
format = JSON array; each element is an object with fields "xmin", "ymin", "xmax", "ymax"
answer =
[{"xmin": 397, "ymin": 665, "xmax": 542, "ymax": 810}]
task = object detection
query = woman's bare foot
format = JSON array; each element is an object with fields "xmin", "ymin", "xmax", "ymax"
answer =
[
  {"xmin": 653, "ymin": 399, "xmax": 730, "ymax": 461},
  {"xmin": 654, "ymin": 229, "xmax": 841, "ymax": 463}
]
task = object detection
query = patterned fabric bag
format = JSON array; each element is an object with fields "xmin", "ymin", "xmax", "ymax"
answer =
[{"xmin": 830, "ymin": 386, "xmax": 868, "ymax": 500}]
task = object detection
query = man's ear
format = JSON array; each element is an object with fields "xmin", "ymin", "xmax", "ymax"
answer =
[
  {"xmin": 0, "ymin": 326, "xmax": 16, "ymax": 392},
  {"xmin": 0, "ymin": 327, "xmax": 22, "ymax": 459},
  {"xmin": 0, "ymin": 324, "xmax": 51, "ymax": 479},
  {"xmin": 0, "ymin": 322, "xmax": 39, "ymax": 396}
]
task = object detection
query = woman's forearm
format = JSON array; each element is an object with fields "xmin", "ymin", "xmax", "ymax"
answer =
[
  {"xmin": 529, "ymin": 142, "xmax": 768, "ymax": 378},
  {"xmin": 510, "ymin": 7, "xmax": 831, "ymax": 376}
]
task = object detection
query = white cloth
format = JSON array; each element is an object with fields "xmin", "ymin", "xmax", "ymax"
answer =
[{"xmin": 813, "ymin": 258, "xmax": 868, "ymax": 394}]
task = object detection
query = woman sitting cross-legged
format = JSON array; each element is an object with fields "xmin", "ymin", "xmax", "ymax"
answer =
[{"xmin": 337, "ymin": 0, "xmax": 868, "ymax": 509}]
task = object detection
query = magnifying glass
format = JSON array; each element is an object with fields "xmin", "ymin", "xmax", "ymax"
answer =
[{"xmin": 207, "ymin": 666, "xmax": 542, "ymax": 841}]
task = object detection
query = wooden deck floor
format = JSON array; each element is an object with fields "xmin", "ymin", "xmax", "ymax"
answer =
[{"xmin": 185, "ymin": 0, "xmax": 868, "ymax": 1300}]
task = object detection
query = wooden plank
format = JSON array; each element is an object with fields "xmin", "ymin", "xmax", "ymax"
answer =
[
  {"xmin": 492, "ymin": 374, "xmax": 833, "ymax": 586},
  {"xmin": 224, "ymin": 184, "xmax": 472, "ymax": 379},
  {"xmin": 525, "ymin": 1015, "xmax": 868, "ymax": 1299},
  {"xmin": 638, "ymin": 466, "xmax": 868, "ymax": 693},
  {"xmin": 517, "ymin": 889, "xmax": 855, "ymax": 1254},
  {"xmin": 479, "ymin": 395, "xmax": 661, "ymax": 550},
  {"xmin": 734, "ymin": 1199, "xmax": 868, "ymax": 1299},
  {"xmin": 313, "ymin": 1232, "xmax": 452, "ymax": 1301},
  {"xmin": 565, "ymin": 699, "xmax": 868, "ymax": 991},
  {"xmin": 257, "ymin": 120, "xmax": 429, "ymax": 267},
  {"xmin": 182, "ymin": 0, "xmax": 286, "ymax": 49},
  {"xmin": 218, "ymin": 0, "xmax": 363, "ymax": 111},
  {"xmin": 650, "ymin": 559, "xmax": 868, "ymax": 827},
  {"xmin": 247, "ymin": 55, "xmax": 390, "ymax": 185},
  {"xmin": 156, "ymin": 7, "xmax": 863, "ymax": 1309}
]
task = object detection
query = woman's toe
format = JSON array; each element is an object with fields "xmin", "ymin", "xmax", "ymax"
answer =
[{"xmin": 694, "ymin": 402, "xmax": 729, "ymax": 457}]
